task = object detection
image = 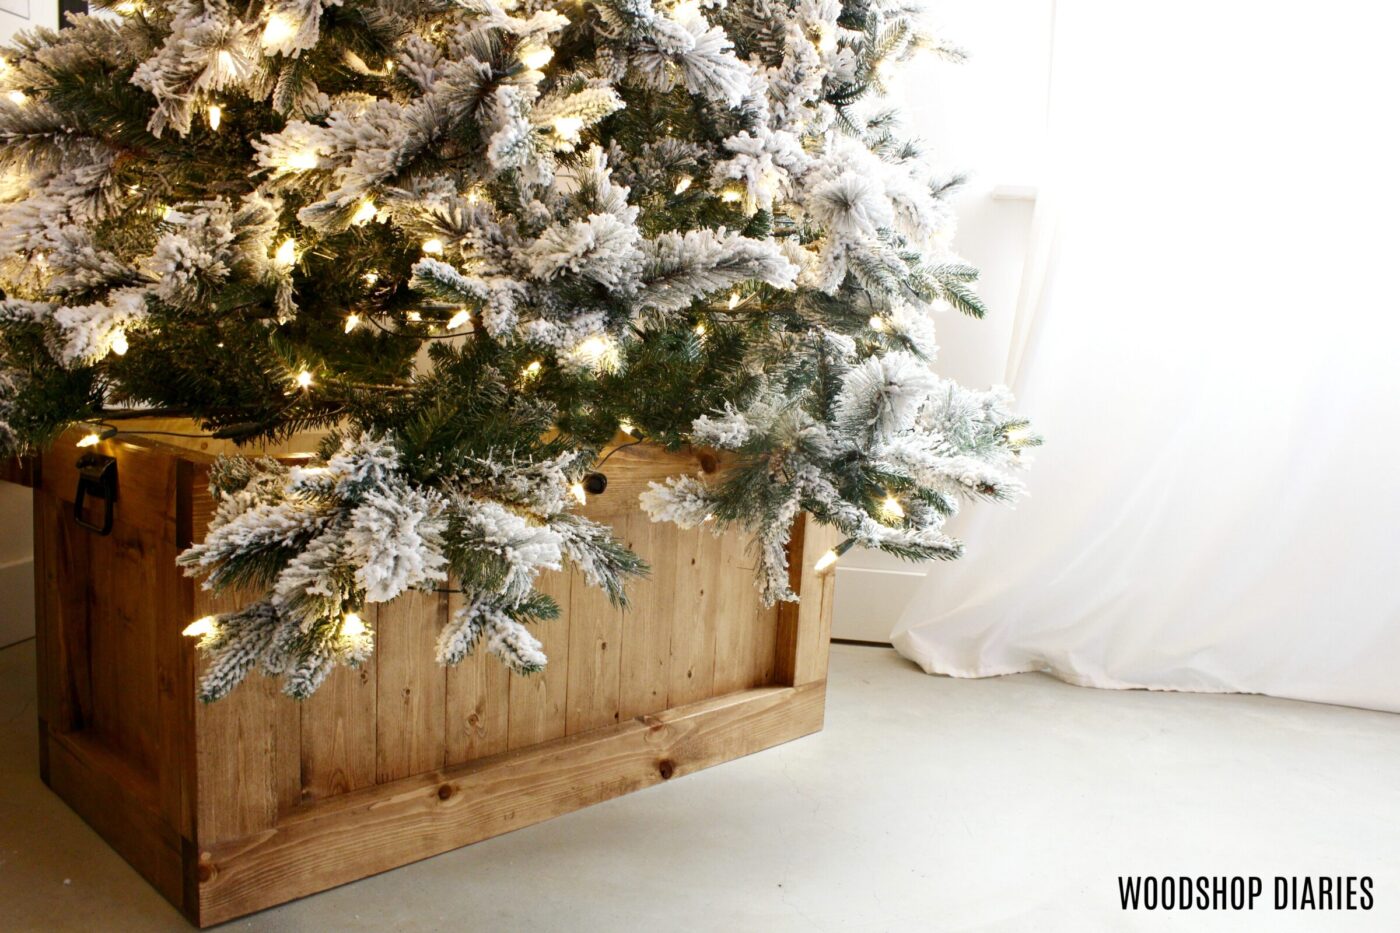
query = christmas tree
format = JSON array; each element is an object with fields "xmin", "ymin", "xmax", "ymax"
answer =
[{"xmin": 0, "ymin": 0, "xmax": 1039, "ymax": 700}]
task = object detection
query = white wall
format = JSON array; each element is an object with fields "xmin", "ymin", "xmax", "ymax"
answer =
[
  {"xmin": 831, "ymin": 0, "xmax": 1054, "ymax": 641},
  {"xmin": 1, "ymin": 0, "xmax": 59, "ymax": 43}
]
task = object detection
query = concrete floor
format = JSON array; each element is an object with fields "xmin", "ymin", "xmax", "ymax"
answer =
[{"xmin": 2, "ymin": 640, "xmax": 1398, "ymax": 932}]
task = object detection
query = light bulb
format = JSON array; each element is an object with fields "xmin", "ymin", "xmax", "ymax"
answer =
[
  {"xmin": 351, "ymin": 199, "xmax": 377, "ymax": 226},
  {"xmin": 816, "ymin": 23, "xmax": 837, "ymax": 53},
  {"xmin": 183, "ymin": 616, "xmax": 216, "ymax": 638},
  {"xmin": 521, "ymin": 360, "xmax": 542, "ymax": 379},
  {"xmin": 694, "ymin": 322, "xmax": 706, "ymax": 337},
  {"xmin": 261, "ymin": 13, "xmax": 295, "ymax": 47},
  {"xmin": 406, "ymin": 310, "xmax": 422, "ymax": 322},
  {"xmin": 728, "ymin": 291, "xmax": 740, "ymax": 310},
  {"xmin": 813, "ymin": 549, "xmax": 840, "ymax": 573},
  {"xmin": 207, "ymin": 103, "xmax": 222, "ymax": 130},
  {"xmin": 344, "ymin": 313, "xmax": 360, "ymax": 334},
  {"xmin": 159, "ymin": 204, "xmax": 173, "ymax": 221},
  {"xmin": 868, "ymin": 315, "xmax": 887, "ymax": 332},
  {"xmin": 447, "ymin": 309, "xmax": 471, "ymax": 330},
  {"xmin": 286, "ymin": 149, "xmax": 319, "ymax": 171},
  {"xmin": 341, "ymin": 612, "xmax": 366, "ymax": 637},
  {"xmin": 114, "ymin": 0, "xmax": 139, "ymax": 12},
  {"xmin": 572, "ymin": 334, "xmax": 617, "ymax": 370},
  {"xmin": 720, "ymin": 188, "xmax": 742, "ymax": 203},
  {"xmin": 880, "ymin": 494, "xmax": 905, "ymax": 521},
  {"xmin": 363, "ymin": 271, "xmax": 380, "ymax": 286},
  {"xmin": 569, "ymin": 482, "xmax": 587, "ymax": 506},
  {"xmin": 518, "ymin": 44, "xmax": 554, "ymax": 70},
  {"xmin": 552, "ymin": 116, "xmax": 584, "ymax": 141},
  {"xmin": 1006, "ymin": 426, "xmax": 1033, "ymax": 445},
  {"xmin": 296, "ymin": 369, "xmax": 313, "ymax": 389},
  {"xmin": 76, "ymin": 433, "xmax": 101, "ymax": 448},
  {"xmin": 421, "ymin": 238, "xmax": 444, "ymax": 255},
  {"xmin": 619, "ymin": 419, "xmax": 635, "ymax": 436},
  {"xmin": 109, "ymin": 329, "xmax": 129, "ymax": 355},
  {"xmin": 274, "ymin": 237, "xmax": 297, "ymax": 267},
  {"xmin": 674, "ymin": 176, "xmax": 693, "ymax": 195},
  {"xmin": 466, "ymin": 188, "xmax": 481, "ymax": 204},
  {"xmin": 7, "ymin": 90, "xmax": 26, "ymax": 106}
]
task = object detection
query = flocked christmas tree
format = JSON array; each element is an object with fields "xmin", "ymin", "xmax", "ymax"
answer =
[{"xmin": 0, "ymin": 0, "xmax": 1039, "ymax": 700}]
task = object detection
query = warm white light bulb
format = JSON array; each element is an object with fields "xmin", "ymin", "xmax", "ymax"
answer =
[
  {"xmin": 674, "ymin": 176, "xmax": 693, "ymax": 195},
  {"xmin": 286, "ymin": 149, "xmax": 319, "ymax": 171},
  {"xmin": 351, "ymin": 199, "xmax": 377, "ymax": 226},
  {"xmin": 7, "ymin": 90, "xmax": 26, "ymax": 106},
  {"xmin": 868, "ymin": 315, "xmax": 887, "ymax": 332},
  {"xmin": 519, "ymin": 44, "xmax": 554, "ymax": 70},
  {"xmin": 728, "ymin": 291, "xmax": 740, "ymax": 310},
  {"xmin": 109, "ymin": 329, "xmax": 129, "ymax": 355},
  {"xmin": 422, "ymin": 238, "xmax": 445, "ymax": 255},
  {"xmin": 813, "ymin": 549, "xmax": 840, "ymax": 573},
  {"xmin": 552, "ymin": 116, "xmax": 584, "ymax": 141},
  {"xmin": 296, "ymin": 369, "xmax": 313, "ymax": 389},
  {"xmin": 207, "ymin": 103, "xmax": 222, "ymax": 130},
  {"xmin": 274, "ymin": 237, "xmax": 297, "ymax": 267},
  {"xmin": 1006, "ymin": 427, "xmax": 1033, "ymax": 445},
  {"xmin": 816, "ymin": 23, "xmax": 837, "ymax": 53},
  {"xmin": 341, "ymin": 612, "xmax": 366, "ymax": 637},
  {"xmin": 694, "ymin": 322, "xmax": 706, "ymax": 337},
  {"xmin": 447, "ymin": 309, "xmax": 471, "ymax": 330},
  {"xmin": 880, "ymin": 494, "xmax": 905, "ymax": 521},
  {"xmin": 344, "ymin": 313, "xmax": 360, "ymax": 334},
  {"xmin": 183, "ymin": 616, "xmax": 216, "ymax": 638},
  {"xmin": 363, "ymin": 271, "xmax": 380, "ymax": 286},
  {"xmin": 76, "ymin": 433, "xmax": 101, "ymax": 448},
  {"xmin": 721, "ymin": 188, "xmax": 742, "ymax": 203},
  {"xmin": 521, "ymin": 360, "xmax": 542, "ymax": 379},
  {"xmin": 406, "ymin": 310, "xmax": 422, "ymax": 322},
  {"xmin": 261, "ymin": 13, "xmax": 295, "ymax": 47},
  {"xmin": 569, "ymin": 482, "xmax": 587, "ymax": 506},
  {"xmin": 619, "ymin": 419, "xmax": 635, "ymax": 436}
]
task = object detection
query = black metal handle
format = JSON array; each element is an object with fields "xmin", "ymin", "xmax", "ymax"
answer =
[{"xmin": 74, "ymin": 453, "xmax": 117, "ymax": 535}]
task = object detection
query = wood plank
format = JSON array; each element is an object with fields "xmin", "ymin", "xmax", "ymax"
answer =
[
  {"xmin": 374, "ymin": 590, "xmax": 447, "ymax": 783},
  {"xmin": 774, "ymin": 515, "xmax": 842, "ymax": 687},
  {"xmin": 617, "ymin": 514, "xmax": 672, "ymax": 720},
  {"xmin": 711, "ymin": 526, "xmax": 757, "ymax": 694},
  {"xmin": 507, "ymin": 567, "xmax": 571, "ymax": 749},
  {"xmin": 299, "ymin": 661, "xmax": 377, "ymax": 803},
  {"xmin": 444, "ymin": 590, "xmax": 511, "ymax": 764},
  {"xmin": 667, "ymin": 527, "xmax": 720, "ymax": 707},
  {"xmin": 564, "ymin": 562, "xmax": 624, "ymax": 735},
  {"xmin": 196, "ymin": 682, "xmax": 826, "ymax": 927}
]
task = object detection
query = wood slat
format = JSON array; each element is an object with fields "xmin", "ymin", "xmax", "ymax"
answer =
[
  {"xmin": 616, "ymin": 513, "xmax": 672, "ymax": 720},
  {"xmin": 444, "ymin": 591, "xmax": 511, "ymax": 764},
  {"xmin": 374, "ymin": 590, "xmax": 447, "ymax": 783},
  {"xmin": 506, "ymin": 568, "xmax": 571, "ymax": 749},
  {"xmin": 299, "ymin": 662, "xmax": 378, "ymax": 803},
  {"xmin": 564, "ymin": 562, "xmax": 624, "ymax": 735},
  {"xmin": 667, "ymin": 527, "xmax": 721, "ymax": 707}
]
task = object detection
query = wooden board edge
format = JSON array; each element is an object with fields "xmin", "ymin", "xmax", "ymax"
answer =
[{"xmin": 195, "ymin": 681, "xmax": 826, "ymax": 926}]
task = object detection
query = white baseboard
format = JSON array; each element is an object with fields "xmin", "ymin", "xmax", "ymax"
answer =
[
  {"xmin": 830, "ymin": 565, "xmax": 926, "ymax": 644},
  {"xmin": 0, "ymin": 558, "xmax": 34, "ymax": 648}
]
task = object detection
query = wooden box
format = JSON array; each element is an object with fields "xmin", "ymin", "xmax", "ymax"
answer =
[{"xmin": 31, "ymin": 427, "xmax": 838, "ymax": 926}]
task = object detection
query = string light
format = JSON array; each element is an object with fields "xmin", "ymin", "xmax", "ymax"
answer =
[
  {"xmin": 446, "ymin": 309, "xmax": 471, "ymax": 330},
  {"xmin": 694, "ymin": 322, "xmax": 706, "ymax": 337},
  {"xmin": 728, "ymin": 291, "xmax": 740, "ymax": 310},
  {"xmin": 569, "ymin": 482, "xmax": 588, "ymax": 506},
  {"xmin": 518, "ymin": 44, "xmax": 554, "ymax": 70},
  {"xmin": 182, "ymin": 616, "xmax": 216, "ymax": 638},
  {"xmin": 296, "ymin": 369, "xmax": 313, "ymax": 389},
  {"xmin": 351, "ymin": 199, "xmax": 377, "ymax": 226},
  {"xmin": 421, "ymin": 238, "xmax": 444, "ymax": 255},
  {"xmin": 1006, "ymin": 426, "xmax": 1033, "ymax": 445},
  {"xmin": 572, "ymin": 334, "xmax": 618, "ymax": 370},
  {"xmin": 880, "ymin": 493, "xmax": 905, "ymax": 521},
  {"xmin": 406, "ymin": 310, "xmax": 422, "ymax": 322},
  {"xmin": 207, "ymin": 103, "xmax": 222, "ymax": 130},
  {"xmin": 815, "ymin": 23, "xmax": 837, "ymax": 53},
  {"xmin": 286, "ymin": 149, "xmax": 319, "ymax": 171},
  {"xmin": 274, "ymin": 237, "xmax": 297, "ymax": 267},
  {"xmin": 868, "ymin": 315, "xmax": 887, "ymax": 332},
  {"xmin": 114, "ymin": 0, "xmax": 140, "ymax": 12},
  {"xmin": 344, "ymin": 313, "xmax": 360, "ymax": 334},
  {"xmin": 109, "ymin": 329, "xmax": 129, "ymax": 355},
  {"xmin": 618, "ymin": 419, "xmax": 636, "ymax": 436},
  {"xmin": 814, "ymin": 539, "xmax": 854, "ymax": 574},
  {"xmin": 674, "ymin": 176, "xmax": 693, "ymax": 195},
  {"xmin": 552, "ymin": 116, "xmax": 584, "ymax": 141},
  {"xmin": 7, "ymin": 90, "xmax": 27, "ymax": 106},
  {"xmin": 340, "ymin": 612, "xmax": 367, "ymax": 637},
  {"xmin": 521, "ymin": 360, "xmax": 542, "ymax": 379},
  {"xmin": 76, "ymin": 433, "xmax": 101, "ymax": 448},
  {"xmin": 261, "ymin": 13, "xmax": 295, "ymax": 48},
  {"xmin": 720, "ymin": 188, "xmax": 742, "ymax": 203},
  {"xmin": 363, "ymin": 271, "xmax": 380, "ymax": 286}
]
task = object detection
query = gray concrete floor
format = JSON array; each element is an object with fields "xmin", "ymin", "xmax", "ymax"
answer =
[{"xmin": 2, "ymin": 640, "xmax": 1398, "ymax": 932}]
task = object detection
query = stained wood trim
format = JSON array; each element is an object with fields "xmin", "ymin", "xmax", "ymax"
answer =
[{"xmin": 194, "ymin": 682, "xmax": 825, "ymax": 926}]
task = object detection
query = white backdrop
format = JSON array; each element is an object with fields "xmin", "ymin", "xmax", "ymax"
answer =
[{"xmin": 893, "ymin": 1, "xmax": 1400, "ymax": 712}]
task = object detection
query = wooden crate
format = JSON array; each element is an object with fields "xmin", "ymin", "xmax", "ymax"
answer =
[{"xmin": 32, "ymin": 426, "xmax": 838, "ymax": 926}]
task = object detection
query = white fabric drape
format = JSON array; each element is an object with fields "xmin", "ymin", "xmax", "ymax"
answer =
[{"xmin": 892, "ymin": 1, "xmax": 1400, "ymax": 712}]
